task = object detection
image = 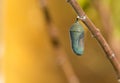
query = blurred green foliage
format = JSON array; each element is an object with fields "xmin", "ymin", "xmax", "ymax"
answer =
[
  {"xmin": 78, "ymin": 0, "xmax": 120, "ymax": 36},
  {"xmin": 111, "ymin": 0, "xmax": 120, "ymax": 36},
  {"xmin": 77, "ymin": 0, "xmax": 90, "ymax": 10}
]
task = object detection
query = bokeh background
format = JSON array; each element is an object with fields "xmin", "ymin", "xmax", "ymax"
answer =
[{"xmin": 0, "ymin": 0, "xmax": 120, "ymax": 83}]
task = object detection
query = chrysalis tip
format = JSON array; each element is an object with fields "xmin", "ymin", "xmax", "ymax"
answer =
[{"xmin": 72, "ymin": 45, "xmax": 84, "ymax": 56}]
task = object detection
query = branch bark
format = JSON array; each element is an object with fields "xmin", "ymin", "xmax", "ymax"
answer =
[
  {"xmin": 92, "ymin": 0, "xmax": 113, "ymax": 41},
  {"xmin": 67, "ymin": 0, "xmax": 120, "ymax": 80},
  {"xmin": 92, "ymin": 0, "xmax": 120, "ymax": 64}
]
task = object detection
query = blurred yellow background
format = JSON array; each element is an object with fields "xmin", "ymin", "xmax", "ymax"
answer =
[{"xmin": 0, "ymin": 0, "xmax": 120, "ymax": 83}]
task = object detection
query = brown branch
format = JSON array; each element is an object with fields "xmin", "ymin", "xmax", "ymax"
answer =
[
  {"xmin": 92, "ymin": 0, "xmax": 113, "ymax": 41},
  {"xmin": 40, "ymin": 0, "xmax": 80, "ymax": 83},
  {"xmin": 92, "ymin": 0, "xmax": 120, "ymax": 64},
  {"xmin": 67, "ymin": 0, "xmax": 120, "ymax": 80}
]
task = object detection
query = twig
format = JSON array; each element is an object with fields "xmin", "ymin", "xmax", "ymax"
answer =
[
  {"xmin": 40, "ymin": 0, "xmax": 80, "ymax": 83},
  {"xmin": 67, "ymin": 0, "xmax": 120, "ymax": 80},
  {"xmin": 92, "ymin": 0, "xmax": 113, "ymax": 41},
  {"xmin": 93, "ymin": 0, "xmax": 120, "ymax": 65}
]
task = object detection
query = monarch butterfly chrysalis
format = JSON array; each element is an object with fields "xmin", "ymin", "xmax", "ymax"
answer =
[{"xmin": 70, "ymin": 20, "xmax": 84, "ymax": 55}]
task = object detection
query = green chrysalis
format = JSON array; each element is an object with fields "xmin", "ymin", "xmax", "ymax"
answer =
[{"xmin": 70, "ymin": 21, "xmax": 84, "ymax": 55}]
